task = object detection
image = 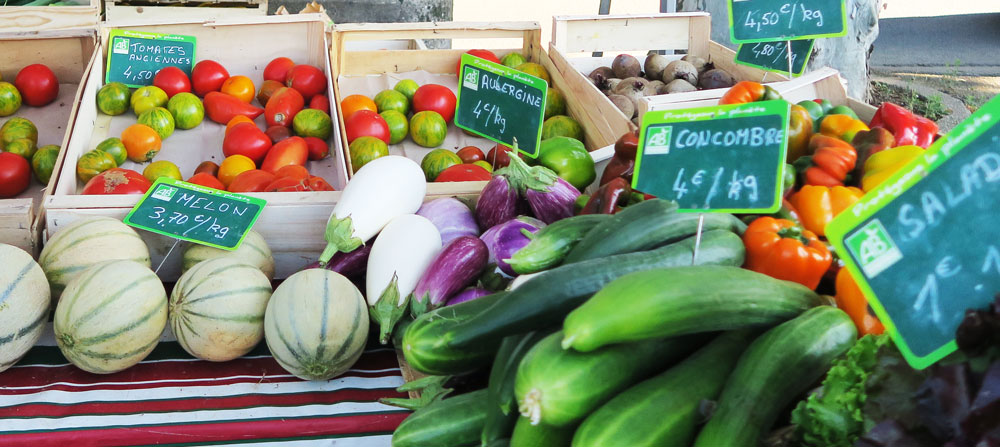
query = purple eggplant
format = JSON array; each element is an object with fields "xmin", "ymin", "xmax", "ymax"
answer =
[
  {"xmin": 480, "ymin": 216, "xmax": 545, "ymax": 276},
  {"xmin": 410, "ymin": 236, "xmax": 489, "ymax": 316},
  {"xmin": 497, "ymin": 154, "xmax": 580, "ymax": 224},
  {"xmin": 475, "ymin": 176, "xmax": 521, "ymax": 230},
  {"xmin": 417, "ymin": 197, "xmax": 480, "ymax": 243},
  {"xmin": 304, "ymin": 244, "xmax": 372, "ymax": 279},
  {"xmin": 446, "ymin": 287, "xmax": 492, "ymax": 306}
]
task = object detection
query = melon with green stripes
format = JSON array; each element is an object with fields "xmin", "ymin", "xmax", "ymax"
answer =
[
  {"xmin": 54, "ymin": 260, "xmax": 167, "ymax": 374},
  {"xmin": 39, "ymin": 216, "xmax": 151, "ymax": 302},
  {"xmin": 169, "ymin": 257, "xmax": 273, "ymax": 362},
  {"xmin": 181, "ymin": 230, "xmax": 275, "ymax": 280},
  {"xmin": 0, "ymin": 244, "xmax": 50, "ymax": 373},
  {"xmin": 263, "ymin": 269, "xmax": 369, "ymax": 380}
]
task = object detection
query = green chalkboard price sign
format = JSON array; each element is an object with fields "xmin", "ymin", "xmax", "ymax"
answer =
[
  {"xmin": 727, "ymin": 0, "xmax": 848, "ymax": 43},
  {"xmin": 828, "ymin": 95, "xmax": 1000, "ymax": 370},
  {"xmin": 735, "ymin": 39, "xmax": 814, "ymax": 76},
  {"xmin": 632, "ymin": 100, "xmax": 790, "ymax": 213},
  {"xmin": 124, "ymin": 178, "xmax": 265, "ymax": 251},
  {"xmin": 106, "ymin": 29, "xmax": 197, "ymax": 88},
  {"xmin": 455, "ymin": 53, "xmax": 548, "ymax": 157}
]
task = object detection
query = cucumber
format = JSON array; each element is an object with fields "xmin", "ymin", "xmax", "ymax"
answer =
[
  {"xmin": 562, "ymin": 266, "xmax": 824, "ymax": 352},
  {"xmin": 506, "ymin": 214, "xmax": 611, "ymax": 274},
  {"xmin": 692, "ymin": 306, "xmax": 857, "ymax": 447},
  {"xmin": 392, "ymin": 388, "xmax": 489, "ymax": 447},
  {"xmin": 402, "ymin": 292, "xmax": 508, "ymax": 375},
  {"xmin": 515, "ymin": 331, "xmax": 702, "ymax": 428},
  {"xmin": 485, "ymin": 440, "xmax": 509, "ymax": 447},
  {"xmin": 482, "ymin": 331, "xmax": 551, "ymax": 446},
  {"xmin": 562, "ymin": 199, "xmax": 746, "ymax": 264},
  {"xmin": 447, "ymin": 230, "xmax": 745, "ymax": 349},
  {"xmin": 510, "ymin": 416, "xmax": 574, "ymax": 447},
  {"xmin": 571, "ymin": 330, "xmax": 756, "ymax": 447}
]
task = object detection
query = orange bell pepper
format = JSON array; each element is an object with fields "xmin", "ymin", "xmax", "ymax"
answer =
[
  {"xmin": 835, "ymin": 268, "xmax": 885, "ymax": 336},
  {"xmin": 795, "ymin": 134, "xmax": 857, "ymax": 187},
  {"xmin": 786, "ymin": 104, "xmax": 814, "ymax": 162},
  {"xmin": 788, "ymin": 184, "xmax": 864, "ymax": 237},
  {"xmin": 744, "ymin": 216, "xmax": 832, "ymax": 290},
  {"xmin": 719, "ymin": 81, "xmax": 782, "ymax": 105},
  {"xmin": 819, "ymin": 114, "xmax": 869, "ymax": 143}
]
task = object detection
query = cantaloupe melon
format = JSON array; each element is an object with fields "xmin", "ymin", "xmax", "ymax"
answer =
[
  {"xmin": 54, "ymin": 260, "xmax": 167, "ymax": 374},
  {"xmin": 181, "ymin": 230, "xmax": 275, "ymax": 280},
  {"xmin": 264, "ymin": 269, "xmax": 368, "ymax": 380},
  {"xmin": 0, "ymin": 244, "xmax": 50, "ymax": 373},
  {"xmin": 169, "ymin": 257, "xmax": 273, "ymax": 362},
  {"xmin": 39, "ymin": 216, "xmax": 151, "ymax": 301}
]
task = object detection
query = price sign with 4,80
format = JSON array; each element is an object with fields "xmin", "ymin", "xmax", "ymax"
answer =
[{"xmin": 124, "ymin": 178, "xmax": 265, "ymax": 250}]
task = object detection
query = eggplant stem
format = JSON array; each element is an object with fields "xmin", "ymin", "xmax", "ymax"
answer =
[{"xmin": 319, "ymin": 215, "xmax": 363, "ymax": 266}]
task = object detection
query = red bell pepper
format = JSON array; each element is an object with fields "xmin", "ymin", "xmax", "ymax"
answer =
[
  {"xmin": 868, "ymin": 102, "xmax": 938, "ymax": 148},
  {"xmin": 599, "ymin": 130, "xmax": 638, "ymax": 186},
  {"xmin": 581, "ymin": 177, "xmax": 631, "ymax": 214}
]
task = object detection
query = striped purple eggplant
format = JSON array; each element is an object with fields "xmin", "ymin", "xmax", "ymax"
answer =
[{"xmin": 410, "ymin": 236, "xmax": 489, "ymax": 316}]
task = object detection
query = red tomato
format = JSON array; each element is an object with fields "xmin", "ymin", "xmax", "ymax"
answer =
[
  {"xmin": 186, "ymin": 172, "xmax": 225, "ymax": 190},
  {"xmin": 264, "ymin": 176, "xmax": 309, "ymax": 192},
  {"xmin": 304, "ymin": 136, "xmax": 329, "ymax": 160},
  {"xmin": 223, "ymin": 122, "xmax": 272, "ymax": 164},
  {"xmin": 153, "ymin": 66, "xmax": 192, "ymax": 98},
  {"xmin": 265, "ymin": 125, "xmax": 292, "ymax": 144},
  {"xmin": 456, "ymin": 49, "xmax": 500, "ymax": 75},
  {"xmin": 285, "ymin": 64, "xmax": 327, "ymax": 101},
  {"xmin": 487, "ymin": 143, "xmax": 516, "ymax": 169},
  {"xmin": 264, "ymin": 87, "xmax": 304, "ymax": 128},
  {"xmin": 345, "ymin": 109, "xmax": 390, "ymax": 144},
  {"xmin": 260, "ymin": 137, "xmax": 308, "ymax": 173},
  {"xmin": 434, "ymin": 164, "xmax": 492, "ymax": 182},
  {"xmin": 274, "ymin": 165, "xmax": 309, "ymax": 181},
  {"xmin": 204, "ymin": 91, "xmax": 264, "ymax": 124},
  {"xmin": 309, "ymin": 94, "xmax": 330, "ymax": 114},
  {"xmin": 456, "ymin": 146, "xmax": 486, "ymax": 164},
  {"xmin": 14, "ymin": 64, "xmax": 59, "ymax": 107},
  {"xmin": 412, "ymin": 84, "xmax": 457, "ymax": 123},
  {"xmin": 191, "ymin": 60, "xmax": 230, "ymax": 97},
  {"xmin": 307, "ymin": 176, "xmax": 335, "ymax": 191},
  {"xmin": 81, "ymin": 168, "xmax": 151, "ymax": 195},
  {"xmin": 0, "ymin": 153, "xmax": 30, "ymax": 198},
  {"xmin": 228, "ymin": 169, "xmax": 276, "ymax": 193},
  {"xmin": 264, "ymin": 57, "xmax": 295, "ymax": 83}
]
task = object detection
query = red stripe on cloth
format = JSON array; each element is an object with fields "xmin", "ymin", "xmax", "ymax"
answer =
[
  {"xmin": 0, "ymin": 412, "xmax": 410, "ymax": 447},
  {"xmin": 0, "ymin": 387, "xmax": 407, "ymax": 418}
]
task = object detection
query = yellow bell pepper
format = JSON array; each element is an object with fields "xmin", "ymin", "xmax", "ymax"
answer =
[
  {"xmin": 860, "ymin": 145, "xmax": 925, "ymax": 192},
  {"xmin": 788, "ymin": 185, "xmax": 864, "ymax": 237},
  {"xmin": 820, "ymin": 114, "xmax": 870, "ymax": 143}
]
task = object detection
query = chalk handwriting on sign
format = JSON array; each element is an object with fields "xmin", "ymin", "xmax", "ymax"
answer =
[
  {"xmin": 106, "ymin": 29, "xmax": 197, "ymax": 88},
  {"xmin": 727, "ymin": 0, "xmax": 848, "ymax": 43},
  {"xmin": 735, "ymin": 39, "xmax": 814, "ymax": 76},
  {"xmin": 455, "ymin": 53, "xmax": 548, "ymax": 158},
  {"xmin": 828, "ymin": 95, "xmax": 1000, "ymax": 370},
  {"xmin": 124, "ymin": 178, "xmax": 265, "ymax": 251},
  {"xmin": 633, "ymin": 100, "xmax": 790, "ymax": 213}
]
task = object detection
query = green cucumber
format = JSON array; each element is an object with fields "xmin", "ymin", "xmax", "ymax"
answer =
[
  {"xmin": 572, "ymin": 330, "xmax": 756, "ymax": 447},
  {"xmin": 692, "ymin": 306, "xmax": 857, "ymax": 447},
  {"xmin": 562, "ymin": 199, "xmax": 746, "ymax": 264},
  {"xmin": 506, "ymin": 214, "xmax": 611, "ymax": 274},
  {"xmin": 402, "ymin": 292, "xmax": 507, "ymax": 375},
  {"xmin": 562, "ymin": 266, "xmax": 824, "ymax": 352},
  {"xmin": 447, "ymin": 229, "xmax": 745, "ymax": 349},
  {"xmin": 482, "ymin": 331, "xmax": 551, "ymax": 445},
  {"xmin": 485, "ymin": 440, "xmax": 509, "ymax": 447},
  {"xmin": 515, "ymin": 331, "xmax": 702, "ymax": 428},
  {"xmin": 392, "ymin": 388, "xmax": 489, "ymax": 447},
  {"xmin": 510, "ymin": 416, "xmax": 574, "ymax": 447}
]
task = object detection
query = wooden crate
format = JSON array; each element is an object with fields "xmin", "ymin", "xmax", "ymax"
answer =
[
  {"xmin": 0, "ymin": 28, "xmax": 97, "ymax": 257},
  {"xmin": 0, "ymin": 0, "xmax": 99, "ymax": 33},
  {"xmin": 330, "ymin": 21, "xmax": 619, "ymax": 196},
  {"xmin": 548, "ymin": 12, "xmax": 789, "ymax": 150},
  {"xmin": 44, "ymin": 15, "xmax": 347, "ymax": 281},
  {"xmin": 104, "ymin": 0, "xmax": 267, "ymax": 24}
]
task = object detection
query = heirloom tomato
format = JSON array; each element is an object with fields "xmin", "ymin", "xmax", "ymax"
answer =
[
  {"xmin": 260, "ymin": 137, "xmax": 308, "ymax": 173},
  {"xmin": 14, "ymin": 64, "xmax": 58, "ymax": 107},
  {"xmin": 96, "ymin": 82, "xmax": 131, "ymax": 116},
  {"xmin": 307, "ymin": 176, "xmax": 335, "ymax": 191},
  {"xmin": 153, "ymin": 67, "xmax": 191, "ymax": 98},
  {"xmin": 340, "ymin": 94, "xmax": 377, "ymax": 121},
  {"xmin": 142, "ymin": 160, "xmax": 183, "ymax": 183},
  {"xmin": 309, "ymin": 94, "xmax": 330, "ymax": 114},
  {"xmin": 228, "ymin": 169, "xmax": 276, "ymax": 193},
  {"xmin": 76, "ymin": 150, "xmax": 117, "ymax": 183},
  {"xmin": 167, "ymin": 92, "xmax": 204, "ymax": 130},
  {"xmin": 292, "ymin": 109, "xmax": 332, "ymax": 140},
  {"xmin": 457, "ymin": 146, "xmax": 486, "ymax": 164},
  {"xmin": 256, "ymin": 80, "xmax": 285, "ymax": 107},
  {"xmin": 218, "ymin": 154, "xmax": 256, "ymax": 187},
  {"xmin": 264, "ymin": 57, "xmax": 295, "ymax": 83},
  {"xmin": 285, "ymin": 64, "xmax": 327, "ymax": 101},
  {"xmin": 31, "ymin": 145, "xmax": 60, "ymax": 185},
  {"xmin": 409, "ymin": 110, "xmax": 447, "ymax": 148},
  {"xmin": 81, "ymin": 168, "xmax": 151, "ymax": 195},
  {"xmin": 130, "ymin": 86, "xmax": 168, "ymax": 116},
  {"xmin": 274, "ymin": 165, "xmax": 309, "ymax": 181},
  {"xmin": 191, "ymin": 60, "xmax": 230, "ymax": 97},
  {"xmin": 265, "ymin": 87, "xmax": 304, "ymax": 128},
  {"xmin": 121, "ymin": 124, "xmax": 162, "ymax": 162},
  {"xmin": 223, "ymin": 122, "xmax": 272, "ymax": 164},
  {"xmin": 266, "ymin": 125, "xmax": 292, "ymax": 143},
  {"xmin": 0, "ymin": 152, "xmax": 30, "ymax": 198},
  {"xmin": 204, "ymin": 91, "xmax": 263, "ymax": 124},
  {"xmin": 187, "ymin": 172, "xmax": 225, "ymax": 190},
  {"xmin": 304, "ymin": 136, "xmax": 329, "ymax": 160},
  {"xmin": 455, "ymin": 49, "xmax": 499, "ymax": 75},
  {"xmin": 412, "ymin": 84, "xmax": 457, "ymax": 123},
  {"xmin": 0, "ymin": 82, "xmax": 22, "ymax": 116},
  {"xmin": 221, "ymin": 75, "xmax": 256, "ymax": 104},
  {"xmin": 345, "ymin": 109, "xmax": 389, "ymax": 144}
]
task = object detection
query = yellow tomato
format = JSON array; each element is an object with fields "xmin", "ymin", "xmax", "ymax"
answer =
[{"xmin": 218, "ymin": 154, "xmax": 256, "ymax": 187}]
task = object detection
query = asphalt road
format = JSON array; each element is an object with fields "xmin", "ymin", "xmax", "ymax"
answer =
[{"xmin": 871, "ymin": 13, "xmax": 1000, "ymax": 74}]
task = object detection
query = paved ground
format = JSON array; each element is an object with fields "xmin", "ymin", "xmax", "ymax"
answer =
[{"xmin": 871, "ymin": 13, "xmax": 1000, "ymax": 75}]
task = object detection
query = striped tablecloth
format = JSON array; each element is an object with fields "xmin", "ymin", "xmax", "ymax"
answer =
[{"xmin": 0, "ymin": 324, "xmax": 409, "ymax": 446}]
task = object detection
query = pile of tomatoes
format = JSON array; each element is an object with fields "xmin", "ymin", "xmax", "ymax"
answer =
[{"xmin": 0, "ymin": 63, "xmax": 61, "ymax": 199}]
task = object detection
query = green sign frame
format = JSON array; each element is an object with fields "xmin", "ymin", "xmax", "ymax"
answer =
[
  {"xmin": 455, "ymin": 53, "xmax": 548, "ymax": 158},
  {"xmin": 828, "ymin": 95, "xmax": 1000, "ymax": 370},
  {"xmin": 632, "ymin": 100, "xmax": 789, "ymax": 213},
  {"xmin": 106, "ymin": 29, "xmax": 197, "ymax": 88},
  {"xmin": 124, "ymin": 177, "xmax": 265, "ymax": 251},
  {"xmin": 727, "ymin": 0, "xmax": 848, "ymax": 43},
  {"xmin": 735, "ymin": 39, "xmax": 815, "ymax": 76}
]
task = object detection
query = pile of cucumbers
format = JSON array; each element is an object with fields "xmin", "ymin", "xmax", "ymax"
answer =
[{"xmin": 392, "ymin": 199, "xmax": 859, "ymax": 447}]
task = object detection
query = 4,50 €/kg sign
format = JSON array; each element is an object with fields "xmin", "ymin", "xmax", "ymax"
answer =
[
  {"xmin": 727, "ymin": 0, "xmax": 847, "ymax": 43},
  {"xmin": 124, "ymin": 178, "xmax": 265, "ymax": 250}
]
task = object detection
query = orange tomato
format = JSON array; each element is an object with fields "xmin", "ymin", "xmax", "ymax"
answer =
[
  {"xmin": 226, "ymin": 115, "xmax": 254, "ymax": 135},
  {"xmin": 274, "ymin": 164, "xmax": 309, "ymax": 181},
  {"xmin": 340, "ymin": 94, "xmax": 377, "ymax": 121},
  {"xmin": 121, "ymin": 124, "xmax": 162, "ymax": 162},
  {"xmin": 218, "ymin": 154, "xmax": 256, "ymax": 187},
  {"xmin": 260, "ymin": 136, "xmax": 308, "ymax": 173},
  {"xmin": 228, "ymin": 169, "xmax": 276, "ymax": 193},
  {"xmin": 187, "ymin": 172, "xmax": 225, "ymax": 190},
  {"xmin": 221, "ymin": 75, "xmax": 256, "ymax": 103}
]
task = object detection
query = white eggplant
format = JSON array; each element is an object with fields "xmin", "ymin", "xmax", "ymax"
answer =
[
  {"xmin": 366, "ymin": 214, "xmax": 442, "ymax": 343},
  {"xmin": 319, "ymin": 156, "xmax": 426, "ymax": 265}
]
